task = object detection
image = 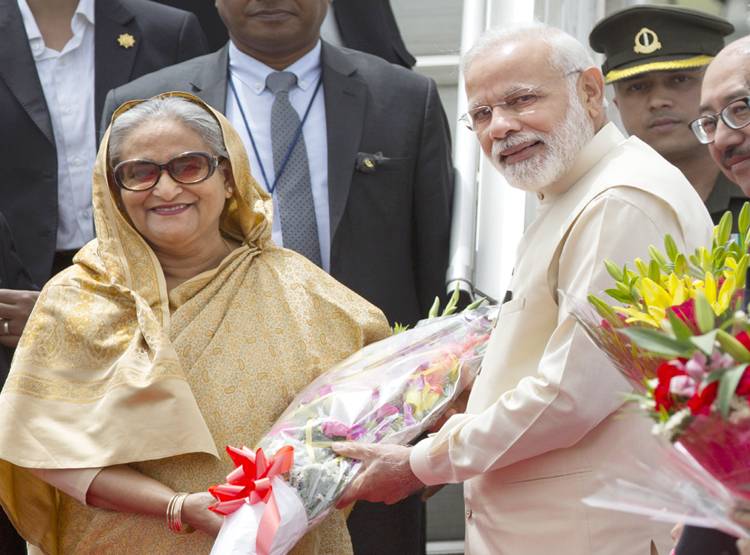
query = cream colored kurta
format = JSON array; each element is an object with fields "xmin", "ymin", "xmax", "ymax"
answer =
[{"xmin": 411, "ymin": 123, "xmax": 714, "ymax": 555}]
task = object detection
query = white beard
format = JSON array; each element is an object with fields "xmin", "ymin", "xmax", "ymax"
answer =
[{"xmin": 490, "ymin": 85, "xmax": 595, "ymax": 192}]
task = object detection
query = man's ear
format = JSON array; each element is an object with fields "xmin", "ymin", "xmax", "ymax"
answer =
[{"xmin": 578, "ymin": 67, "xmax": 606, "ymax": 121}]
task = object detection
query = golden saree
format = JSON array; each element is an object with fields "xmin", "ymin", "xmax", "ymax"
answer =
[{"xmin": 0, "ymin": 93, "xmax": 390, "ymax": 554}]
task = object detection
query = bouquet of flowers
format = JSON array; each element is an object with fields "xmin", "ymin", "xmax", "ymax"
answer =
[
  {"xmin": 574, "ymin": 204, "xmax": 750, "ymax": 535},
  {"xmin": 208, "ymin": 303, "xmax": 497, "ymax": 555},
  {"xmin": 574, "ymin": 206, "xmax": 749, "ymax": 392}
]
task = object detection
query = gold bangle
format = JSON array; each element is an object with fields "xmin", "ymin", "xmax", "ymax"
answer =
[{"xmin": 166, "ymin": 492, "xmax": 195, "ymax": 534}]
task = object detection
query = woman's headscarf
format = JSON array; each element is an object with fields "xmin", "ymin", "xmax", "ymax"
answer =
[{"xmin": 0, "ymin": 93, "xmax": 390, "ymax": 552}]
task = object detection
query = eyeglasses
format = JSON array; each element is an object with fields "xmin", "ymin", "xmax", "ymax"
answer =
[
  {"xmin": 113, "ymin": 151, "xmax": 223, "ymax": 191},
  {"xmin": 690, "ymin": 96, "xmax": 750, "ymax": 145},
  {"xmin": 459, "ymin": 69, "xmax": 583, "ymax": 132}
]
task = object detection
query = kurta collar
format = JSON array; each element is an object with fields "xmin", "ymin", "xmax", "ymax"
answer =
[{"xmin": 538, "ymin": 122, "xmax": 625, "ymax": 202}]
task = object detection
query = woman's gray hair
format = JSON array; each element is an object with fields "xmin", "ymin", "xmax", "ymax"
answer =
[
  {"xmin": 108, "ymin": 96, "xmax": 229, "ymax": 165},
  {"xmin": 463, "ymin": 22, "xmax": 597, "ymax": 76}
]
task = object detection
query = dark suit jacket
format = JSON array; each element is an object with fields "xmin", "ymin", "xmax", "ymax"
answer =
[
  {"xmin": 149, "ymin": 0, "xmax": 416, "ymax": 68},
  {"xmin": 0, "ymin": 0, "xmax": 208, "ymax": 285},
  {"xmin": 102, "ymin": 42, "xmax": 453, "ymax": 328},
  {"xmin": 333, "ymin": 0, "xmax": 416, "ymax": 68}
]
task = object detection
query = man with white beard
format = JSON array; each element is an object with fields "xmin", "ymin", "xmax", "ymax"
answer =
[{"xmin": 334, "ymin": 23, "xmax": 714, "ymax": 554}]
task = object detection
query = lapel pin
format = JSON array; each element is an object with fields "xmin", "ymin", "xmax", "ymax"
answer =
[{"xmin": 117, "ymin": 33, "xmax": 136, "ymax": 49}]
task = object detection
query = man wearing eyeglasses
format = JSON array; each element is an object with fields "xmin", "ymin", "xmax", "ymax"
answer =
[
  {"xmin": 333, "ymin": 23, "xmax": 712, "ymax": 555},
  {"xmin": 589, "ymin": 5, "xmax": 744, "ymax": 225},
  {"xmin": 698, "ymin": 36, "xmax": 750, "ymax": 199}
]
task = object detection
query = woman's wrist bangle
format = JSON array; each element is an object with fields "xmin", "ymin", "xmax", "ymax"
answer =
[{"xmin": 166, "ymin": 492, "xmax": 195, "ymax": 534}]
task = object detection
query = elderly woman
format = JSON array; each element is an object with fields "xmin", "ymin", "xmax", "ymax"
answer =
[{"xmin": 0, "ymin": 93, "xmax": 390, "ymax": 553}]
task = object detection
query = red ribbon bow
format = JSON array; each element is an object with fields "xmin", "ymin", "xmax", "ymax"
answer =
[{"xmin": 209, "ymin": 445, "xmax": 294, "ymax": 555}]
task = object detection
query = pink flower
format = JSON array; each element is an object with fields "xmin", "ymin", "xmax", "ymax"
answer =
[
  {"xmin": 321, "ymin": 420, "xmax": 350, "ymax": 438},
  {"xmin": 669, "ymin": 375, "xmax": 698, "ymax": 398},
  {"xmin": 684, "ymin": 352, "xmax": 708, "ymax": 381},
  {"xmin": 376, "ymin": 404, "xmax": 399, "ymax": 420}
]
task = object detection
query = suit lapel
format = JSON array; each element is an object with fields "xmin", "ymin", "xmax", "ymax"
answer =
[
  {"xmin": 94, "ymin": 0, "xmax": 138, "ymax": 125},
  {"xmin": 188, "ymin": 45, "xmax": 229, "ymax": 111},
  {"xmin": 0, "ymin": 1, "xmax": 53, "ymax": 144},
  {"xmin": 322, "ymin": 42, "xmax": 367, "ymax": 240}
]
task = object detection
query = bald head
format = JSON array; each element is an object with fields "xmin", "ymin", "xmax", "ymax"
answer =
[{"xmin": 699, "ymin": 36, "xmax": 750, "ymax": 194}]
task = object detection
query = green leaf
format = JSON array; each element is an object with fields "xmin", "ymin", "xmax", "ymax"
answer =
[
  {"xmin": 664, "ymin": 234, "xmax": 679, "ymax": 262},
  {"xmin": 648, "ymin": 245, "xmax": 668, "ymax": 268},
  {"xmin": 689, "ymin": 329, "xmax": 718, "ymax": 355},
  {"xmin": 674, "ymin": 253, "xmax": 688, "ymax": 276},
  {"xmin": 666, "ymin": 308, "xmax": 693, "ymax": 341},
  {"xmin": 605, "ymin": 288, "xmax": 632, "ymax": 304},
  {"xmin": 442, "ymin": 283, "xmax": 460, "ymax": 316},
  {"xmin": 427, "ymin": 296, "xmax": 440, "ymax": 319},
  {"xmin": 465, "ymin": 297, "xmax": 486, "ymax": 311},
  {"xmin": 648, "ymin": 259, "xmax": 661, "ymax": 282},
  {"xmin": 694, "ymin": 291, "xmax": 715, "ymax": 334},
  {"xmin": 718, "ymin": 364, "xmax": 748, "ymax": 418},
  {"xmin": 604, "ymin": 259, "xmax": 624, "ymax": 281},
  {"xmin": 716, "ymin": 329, "xmax": 750, "ymax": 363},
  {"xmin": 737, "ymin": 254, "xmax": 749, "ymax": 289},
  {"xmin": 717, "ymin": 211, "xmax": 733, "ymax": 247},
  {"xmin": 620, "ymin": 327, "xmax": 692, "ymax": 357},
  {"xmin": 740, "ymin": 202, "xmax": 750, "ymax": 236},
  {"xmin": 588, "ymin": 294, "xmax": 621, "ymax": 325},
  {"xmin": 392, "ymin": 322, "xmax": 410, "ymax": 334}
]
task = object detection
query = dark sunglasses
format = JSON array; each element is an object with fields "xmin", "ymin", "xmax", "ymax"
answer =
[{"xmin": 113, "ymin": 151, "xmax": 224, "ymax": 192}]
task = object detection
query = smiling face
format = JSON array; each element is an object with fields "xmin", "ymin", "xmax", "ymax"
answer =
[
  {"xmin": 700, "ymin": 52, "xmax": 750, "ymax": 194},
  {"xmin": 216, "ymin": 0, "xmax": 329, "ymax": 68},
  {"xmin": 117, "ymin": 119, "xmax": 232, "ymax": 256},
  {"xmin": 465, "ymin": 39, "xmax": 599, "ymax": 192},
  {"xmin": 613, "ymin": 68, "xmax": 705, "ymax": 160}
]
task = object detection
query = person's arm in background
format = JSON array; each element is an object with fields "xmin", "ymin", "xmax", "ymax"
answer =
[{"xmin": 0, "ymin": 213, "xmax": 39, "ymax": 350}]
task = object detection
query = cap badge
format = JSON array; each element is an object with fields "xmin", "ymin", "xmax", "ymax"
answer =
[
  {"xmin": 633, "ymin": 27, "xmax": 662, "ymax": 55},
  {"xmin": 117, "ymin": 33, "xmax": 136, "ymax": 49}
]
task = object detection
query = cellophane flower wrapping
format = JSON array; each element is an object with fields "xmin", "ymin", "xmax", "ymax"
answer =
[
  {"xmin": 583, "ymin": 435, "xmax": 749, "ymax": 539},
  {"xmin": 211, "ymin": 305, "xmax": 497, "ymax": 555},
  {"xmin": 567, "ymin": 293, "xmax": 663, "ymax": 392},
  {"xmin": 678, "ymin": 414, "xmax": 750, "ymax": 501}
]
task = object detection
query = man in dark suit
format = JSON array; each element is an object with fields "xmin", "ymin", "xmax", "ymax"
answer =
[
  {"xmin": 152, "ymin": 0, "xmax": 416, "ymax": 68},
  {"xmin": 0, "ymin": 0, "xmax": 208, "ymax": 287},
  {"xmin": 101, "ymin": 1, "xmax": 452, "ymax": 552},
  {"xmin": 0, "ymin": 0, "xmax": 207, "ymax": 359},
  {"xmin": 0, "ymin": 212, "xmax": 36, "ymax": 553}
]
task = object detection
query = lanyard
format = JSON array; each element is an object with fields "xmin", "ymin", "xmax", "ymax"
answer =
[{"xmin": 228, "ymin": 70, "xmax": 323, "ymax": 194}]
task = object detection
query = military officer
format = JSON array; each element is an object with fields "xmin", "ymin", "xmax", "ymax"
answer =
[{"xmin": 590, "ymin": 5, "xmax": 745, "ymax": 224}]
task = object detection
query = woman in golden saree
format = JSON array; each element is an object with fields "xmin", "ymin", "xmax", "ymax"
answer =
[{"xmin": 0, "ymin": 93, "xmax": 390, "ymax": 554}]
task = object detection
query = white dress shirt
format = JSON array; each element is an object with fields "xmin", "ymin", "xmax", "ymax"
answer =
[
  {"xmin": 226, "ymin": 41, "xmax": 331, "ymax": 272},
  {"xmin": 17, "ymin": 0, "xmax": 96, "ymax": 251}
]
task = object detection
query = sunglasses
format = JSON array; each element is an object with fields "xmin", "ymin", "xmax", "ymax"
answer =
[{"xmin": 113, "ymin": 151, "xmax": 224, "ymax": 192}]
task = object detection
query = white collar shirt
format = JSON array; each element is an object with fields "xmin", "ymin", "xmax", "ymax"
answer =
[
  {"xmin": 17, "ymin": 0, "xmax": 96, "ymax": 251},
  {"xmin": 226, "ymin": 40, "xmax": 331, "ymax": 272}
]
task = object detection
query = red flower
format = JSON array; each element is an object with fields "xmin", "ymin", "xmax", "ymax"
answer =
[
  {"xmin": 736, "ymin": 331, "xmax": 750, "ymax": 352},
  {"xmin": 654, "ymin": 361, "xmax": 687, "ymax": 412},
  {"xmin": 737, "ymin": 367, "xmax": 750, "ymax": 397},
  {"xmin": 687, "ymin": 381, "xmax": 719, "ymax": 416},
  {"xmin": 670, "ymin": 299, "xmax": 698, "ymax": 333}
]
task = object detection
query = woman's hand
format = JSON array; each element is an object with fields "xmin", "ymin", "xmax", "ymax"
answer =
[{"xmin": 182, "ymin": 492, "xmax": 224, "ymax": 538}]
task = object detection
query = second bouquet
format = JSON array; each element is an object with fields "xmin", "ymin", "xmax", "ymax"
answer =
[{"xmin": 208, "ymin": 305, "xmax": 497, "ymax": 555}]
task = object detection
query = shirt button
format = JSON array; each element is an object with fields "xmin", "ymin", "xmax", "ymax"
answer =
[
  {"xmin": 465, "ymin": 509, "xmax": 472, "ymax": 519},
  {"xmin": 537, "ymin": 192, "xmax": 545, "ymax": 201}
]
